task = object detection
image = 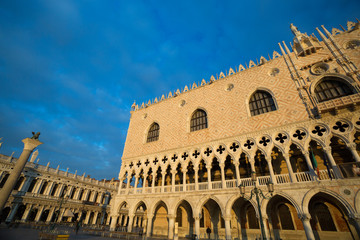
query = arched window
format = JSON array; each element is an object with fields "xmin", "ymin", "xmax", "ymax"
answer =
[
  {"xmin": 315, "ymin": 77, "xmax": 354, "ymax": 102},
  {"xmin": 147, "ymin": 123, "xmax": 159, "ymax": 142},
  {"xmin": 190, "ymin": 109, "xmax": 207, "ymax": 132},
  {"xmin": 249, "ymin": 90, "xmax": 276, "ymax": 116}
]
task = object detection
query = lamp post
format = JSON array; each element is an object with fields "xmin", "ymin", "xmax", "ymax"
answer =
[
  {"xmin": 238, "ymin": 171, "xmax": 274, "ymax": 240},
  {"xmin": 50, "ymin": 195, "xmax": 69, "ymax": 229}
]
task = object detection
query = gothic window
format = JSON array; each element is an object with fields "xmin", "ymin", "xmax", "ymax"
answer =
[
  {"xmin": 147, "ymin": 123, "xmax": 160, "ymax": 142},
  {"xmin": 249, "ymin": 90, "xmax": 276, "ymax": 116},
  {"xmin": 39, "ymin": 182, "xmax": 48, "ymax": 194},
  {"xmin": 315, "ymin": 77, "xmax": 354, "ymax": 102},
  {"xmin": 0, "ymin": 173, "xmax": 9, "ymax": 188},
  {"xmin": 190, "ymin": 109, "xmax": 208, "ymax": 132}
]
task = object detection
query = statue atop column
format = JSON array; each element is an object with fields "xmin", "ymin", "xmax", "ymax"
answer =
[{"xmin": 31, "ymin": 132, "xmax": 40, "ymax": 140}]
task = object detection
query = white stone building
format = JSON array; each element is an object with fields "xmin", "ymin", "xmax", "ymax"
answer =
[
  {"xmin": 110, "ymin": 20, "xmax": 360, "ymax": 240},
  {"xmin": 0, "ymin": 151, "xmax": 118, "ymax": 226}
]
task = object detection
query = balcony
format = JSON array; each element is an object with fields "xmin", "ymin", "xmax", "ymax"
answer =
[
  {"xmin": 118, "ymin": 169, "xmax": 342, "ymax": 196},
  {"xmin": 317, "ymin": 93, "xmax": 360, "ymax": 113}
]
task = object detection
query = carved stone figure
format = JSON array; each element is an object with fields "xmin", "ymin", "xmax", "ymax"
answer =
[{"xmin": 290, "ymin": 23, "xmax": 301, "ymax": 36}]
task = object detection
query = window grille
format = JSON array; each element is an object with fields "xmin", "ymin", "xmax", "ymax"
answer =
[
  {"xmin": 249, "ymin": 91, "xmax": 276, "ymax": 116},
  {"xmin": 147, "ymin": 123, "xmax": 160, "ymax": 142},
  {"xmin": 190, "ymin": 109, "xmax": 207, "ymax": 132}
]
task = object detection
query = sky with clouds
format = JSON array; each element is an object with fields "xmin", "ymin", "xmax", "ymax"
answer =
[{"xmin": 0, "ymin": 0, "xmax": 359, "ymax": 180}]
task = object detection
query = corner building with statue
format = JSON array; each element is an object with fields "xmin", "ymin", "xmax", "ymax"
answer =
[{"xmin": 110, "ymin": 20, "xmax": 360, "ymax": 240}]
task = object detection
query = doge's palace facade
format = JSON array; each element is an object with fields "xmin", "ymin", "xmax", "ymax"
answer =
[{"xmin": 111, "ymin": 20, "xmax": 360, "ymax": 240}]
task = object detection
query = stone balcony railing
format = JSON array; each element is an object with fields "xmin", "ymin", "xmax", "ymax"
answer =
[
  {"xmin": 118, "ymin": 169, "xmax": 339, "ymax": 195},
  {"xmin": 317, "ymin": 93, "xmax": 360, "ymax": 113}
]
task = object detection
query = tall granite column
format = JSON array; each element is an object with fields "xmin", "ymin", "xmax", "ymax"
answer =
[{"xmin": 0, "ymin": 137, "xmax": 42, "ymax": 214}]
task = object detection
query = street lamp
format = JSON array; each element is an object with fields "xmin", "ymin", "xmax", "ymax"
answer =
[
  {"xmin": 238, "ymin": 171, "xmax": 274, "ymax": 240},
  {"xmin": 50, "ymin": 195, "xmax": 69, "ymax": 229}
]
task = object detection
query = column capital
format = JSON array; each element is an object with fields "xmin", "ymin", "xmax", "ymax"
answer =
[
  {"xmin": 147, "ymin": 213, "xmax": 154, "ymax": 219},
  {"xmin": 167, "ymin": 214, "xmax": 176, "ymax": 219},
  {"xmin": 298, "ymin": 213, "xmax": 312, "ymax": 221},
  {"xmin": 348, "ymin": 213, "xmax": 360, "ymax": 221},
  {"xmin": 347, "ymin": 143, "xmax": 357, "ymax": 150},
  {"xmin": 223, "ymin": 216, "xmax": 232, "ymax": 221},
  {"xmin": 22, "ymin": 138, "xmax": 43, "ymax": 151},
  {"xmin": 323, "ymin": 146, "xmax": 332, "ymax": 152}
]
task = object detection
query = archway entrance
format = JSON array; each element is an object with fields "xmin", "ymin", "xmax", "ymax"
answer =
[
  {"xmin": 231, "ymin": 198, "xmax": 259, "ymax": 239},
  {"xmin": 152, "ymin": 201, "xmax": 168, "ymax": 236},
  {"xmin": 200, "ymin": 199, "xmax": 224, "ymax": 239},
  {"xmin": 309, "ymin": 193, "xmax": 355, "ymax": 239},
  {"xmin": 175, "ymin": 200, "xmax": 194, "ymax": 237}
]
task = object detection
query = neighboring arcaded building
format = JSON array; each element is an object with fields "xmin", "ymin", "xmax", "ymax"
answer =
[
  {"xmin": 0, "ymin": 151, "xmax": 118, "ymax": 226},
  {"xmin": 110, "ymin": 19, "xmax": 360, "ymax": 240}
]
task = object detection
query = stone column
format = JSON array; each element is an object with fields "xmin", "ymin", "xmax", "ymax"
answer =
[
  {"xmin": 127, "ymin": 214, "xmax": 134, "ymax": 232},
  {"xmin": 299, "ymin": 214, "xmax": 315, "ymax": 240},
  {"xmin": 46, "ymin": 206, "xmax": 56, "ymax": 223},
  {"xmin": 126, "ymin": 176, "xmax": 131, "ymax": 194},
  {"xmin": 261, "ymin": 215, "xmax": 270, "ymax": 240},
  {"xmin": 20, "ymin": 176, "xmax": 33, "ymax": 193},
  {"xmin": 84, "ymin": 211, "xmax": 91, "ymax": 224},
  {"xmin": 151, "ymin": 173, "xmax": 155, "ymax": 193},
  {"xmin": 324, "ymin": 147, "xmax": 342, "ymax": 178},
  {"xmin": 171, "ymin": 170, "xmax": 176, "ymax": 192},
  {"xmin": 21, "ymin": 204, "xmax": 33, "ymax": 222},
  {"xmin": 134, "ymin": 174, "xmax": 139, "ymax": 193},
  {"xmin": 84, "ymin": 189, "xmax": 91, "ymax": 201},
  {"xmin": 284, "ymin": 153, "xmax": 297, "ymax": 183},
  {"xmin": 45, "ymin": 182, "xmax": 55, "ymax": 196},
  {"xmin": 182, "ymin": 167, "xmax": 187, "ymax": 192},
  {"xmin": 220, "ymin": 163, "xmax": 226, "ymax": 189},
  {"xmin": 0, "ymin": 138, "xmax": 42, "ymax": 213},
  {"xmin": 143, "ymin": 173, "xmax": 148, "ymax": 190},
  {"xmin": 110, "ymin": 215, "xmax": 117, "ymax": 231},
  {"xmin": 303, "ymin": 152, "xmax": 318, "ymax": 180},
  {"xmin": 106, "ymin": 214, "xmax": 111, "ymax": 225},
  {"xmin": 207, "ymin": 167, "xmax": 212, "ymax": 190},
  {"xmin": 92, "ymin": 212, "xmax": 99, "ymax": 225},
  {"xmin": 35, "ymin": 205, "xmax": 45, "ymax": 222},
  {"xmin": 57, "ymin": 208, "xmax": 66, "ymax": 222},
  {"xmin": 348, "ymin": 143, "xmax": 360, "ymax": 163},
  {"xmin": 234, "ymin": 163, "xmax": 240, "ymax": 186},
  {"xmin": 168, "ymin": 215, "xmax": 176, "ymax": 239},
  {"xmin": 117, "ymin": 179, "xmax": 123, "ymax": 195},
  {"xmin": 194, "ymin": 166, "xmax": 199, "ymax": 191},
  {"xmin": 161, "ymin": 170, "xmax": 166, "ymax": 192},
  {"xmin": 348, "ymin": 213, "xmax": 360, "ymax": 238},
  {"xmin": 6, "ymin": 203, "xmax": 20, "ymax": 223},
  {"xmin": 265, "ymin": 156, "xmax": 277, "ymax": 184},
  {"xmin": 224, "ymin": 216, "xmax": 232, "ymax": 240},
  {"xmin": 34, "ymin": 179, "xmax": 44, "ymax": 194},
  {"xmin": 146, "ymin": 213, "xmax": 154, "ymax": 237},
  {"xmin": 194, "ymin": 216, "xmax": 200, "ymax": 238}
]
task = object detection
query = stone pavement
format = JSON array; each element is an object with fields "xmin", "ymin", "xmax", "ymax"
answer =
[{"xmin": 0, "ymin": 223, "xmax": 120, "ymax": 240}]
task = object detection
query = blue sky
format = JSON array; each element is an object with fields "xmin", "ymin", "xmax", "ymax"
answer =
[{"xmin": 0, "ymin": 0, "xmax": 359, "ymax": 180}]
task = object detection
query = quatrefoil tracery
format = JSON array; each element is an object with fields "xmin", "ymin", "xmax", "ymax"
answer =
[
  {"xmin": 312, "ymin": 125, "xmax": 327, "ymax": 137},
  {"xmin": 275, "ymin": 133, "xmax": 287, "ymax": 144},
  {"xmin": 293, "ymin": 130, "xmax": 306, "ymax": 140},
  {"xmin": 332, "ymin": 121, "xmax": 349, "ymax": 133},
  {"xmin": 259, "ymin": 136, "xmax": 270, "ymax": 147}
]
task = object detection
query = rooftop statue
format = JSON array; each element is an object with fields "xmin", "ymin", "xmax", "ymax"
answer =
[{"xmin": 290, "ymin": 23, "xmax": 301, "ymax": 36}]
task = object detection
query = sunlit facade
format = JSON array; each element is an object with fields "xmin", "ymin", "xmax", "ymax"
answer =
[{"xmin": 111, "ymin": 20, "xmax": 360, "ymax": 240}]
